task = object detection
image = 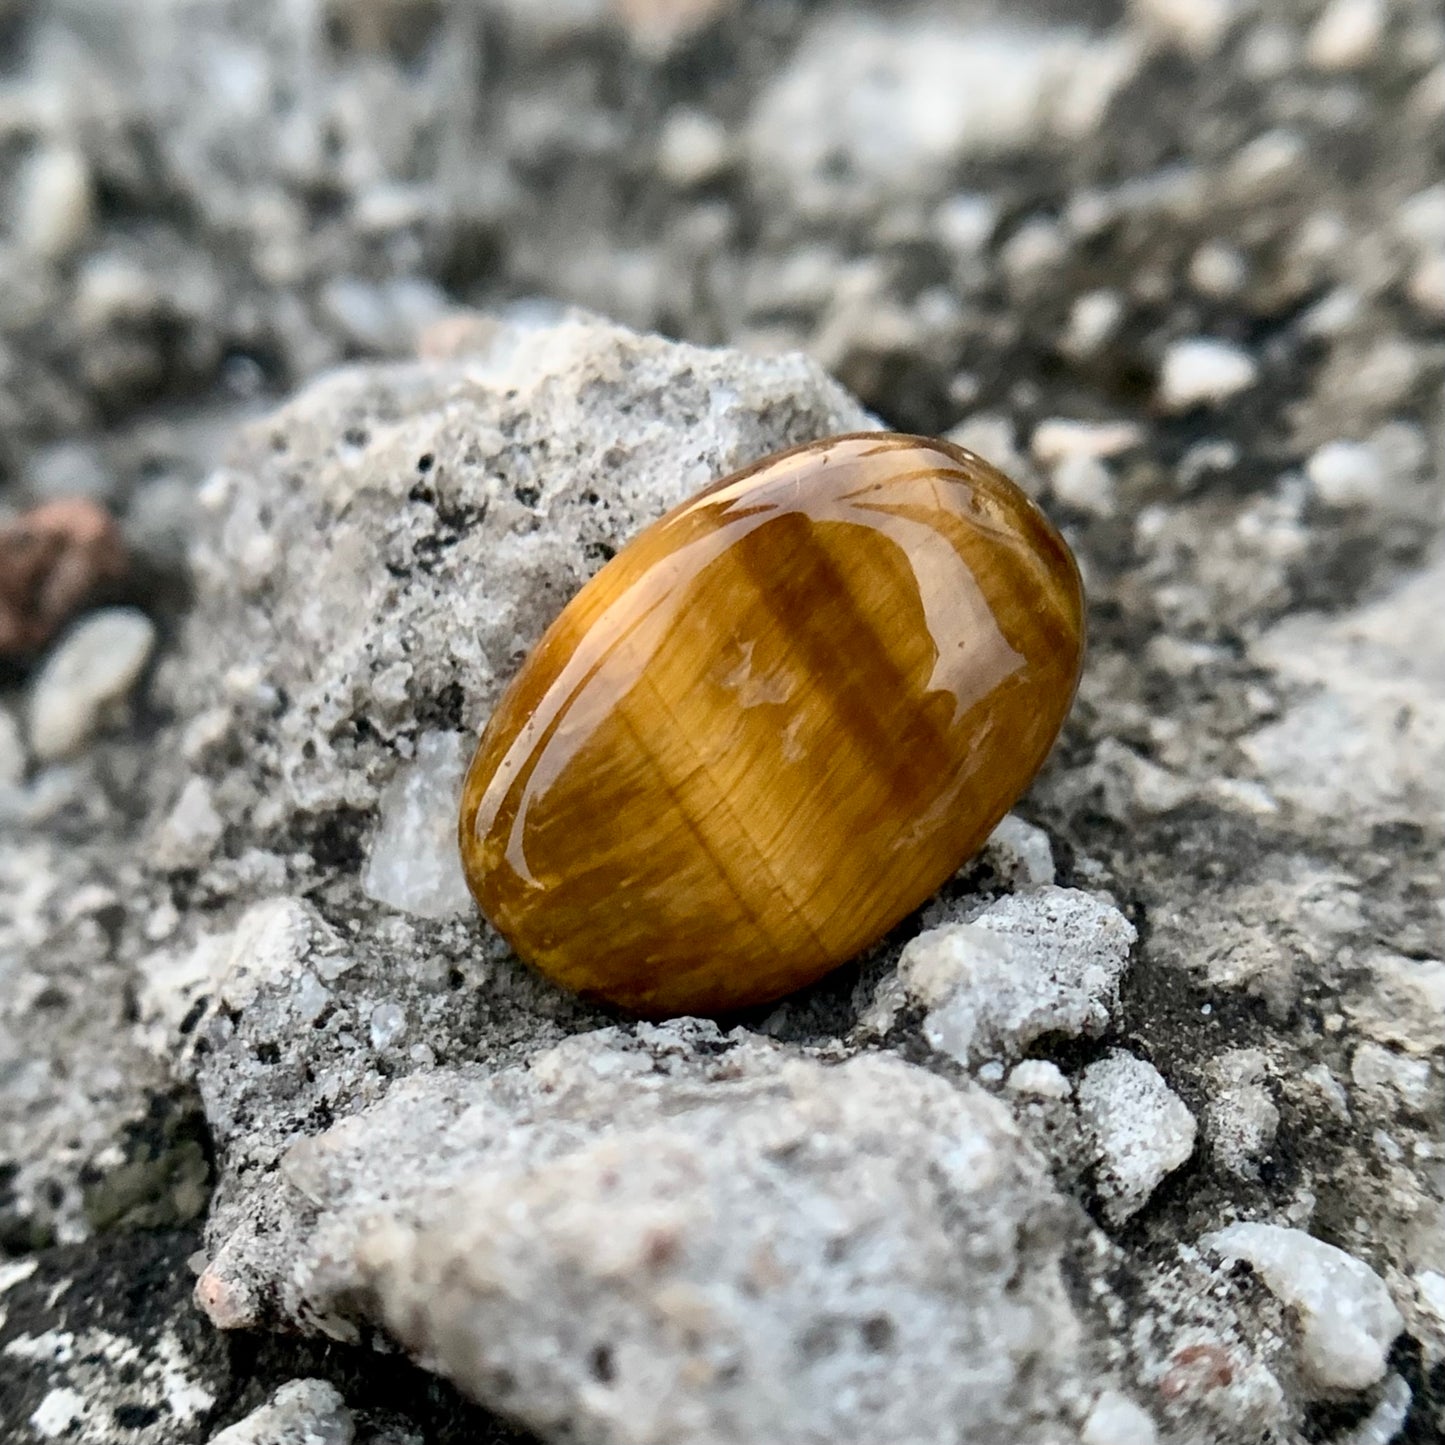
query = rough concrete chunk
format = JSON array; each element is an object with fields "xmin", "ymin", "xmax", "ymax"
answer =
[
  {"xmin": 1078, "ymin": 1051, "xmax": 1197, "ymax": 1222},
  {"xmin": 872, "ymin": 887, "xmax": 1135, "ymax": 1064},
  {"xmin": 200, "ymin": 1023, "xmax": 1096, "ymax": 1445}
]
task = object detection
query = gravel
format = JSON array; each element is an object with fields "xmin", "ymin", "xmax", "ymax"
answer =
[
  {"xmin": 1077, "ymin": 1051, "xmax": 1198, "ymax": 1223},
  {"xmin": 25, "ymin": 607, "xmax": 156, "ymax": 761},
  {"xmin": 2, "ymin": 0, "xmax": 1444, "ymax": 1440}
]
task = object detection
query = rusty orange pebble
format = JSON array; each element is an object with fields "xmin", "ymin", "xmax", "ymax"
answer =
[{"xmin": 459, "ymin": 433, "xmax": 1085, "ymax": 1017}]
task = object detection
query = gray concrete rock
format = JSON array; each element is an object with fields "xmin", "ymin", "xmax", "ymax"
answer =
[
  {"xmin": 167, "ymin": 310, "xmax": 872, "ymax": 869},
  {"xmin": 214, "ymin": 1023, "xmax": 1103, "ymax": 1445}
]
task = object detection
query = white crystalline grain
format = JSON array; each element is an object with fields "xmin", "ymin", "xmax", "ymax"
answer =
[
  {"xmin": 27, "ymin": 607, "xmax": 157, "ymax": 762},
  {"xmin": 361, "ymin": 730, "xmax": 474, "ymax": 920},
  {"xmin": 1203, "ymin": 1223, "xmax": 1404, "ymax": 1391},
  {"xmin": 1077, "ymin": 1051, "xmax": 1197, "ymax": 1222},
  {"xmin": 1158, "ymin": 337, "xmax": 1258, "ymax": 411},
  {"xmin": 29, "ymin": 1388, "xmax": 88, "ymax": 1439}
]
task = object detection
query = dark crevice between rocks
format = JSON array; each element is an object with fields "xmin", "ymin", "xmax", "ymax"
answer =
[
  {"xmin": 214, "ymin": 1327, "xmax": 544, "ymax": 1445},
  {"xmin": 79, "ymin": 1087, "xmax": 214, "ymax": 1237},
  {"xmin": 0, "ymin": 1225, "xmax": 543, "ymax": 1445}
]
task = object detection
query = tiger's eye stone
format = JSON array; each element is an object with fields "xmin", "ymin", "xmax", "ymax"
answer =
[{"xmin": 459, "ymin": 433, "xmax": 1084, "ymax": 1017}]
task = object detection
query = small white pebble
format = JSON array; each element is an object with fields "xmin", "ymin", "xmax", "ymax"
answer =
[
  {"xmin": 658, "ymin": 108, "xmax": 730, "ymax": 187},
  {"xmin": 1407, "ymin": 250, "xmax": 1445, "ymax": 319},
  {"xmin": 15, "ymin": 145, "xmax": 94, "ymax": 260},
  {"xmin": 1302, "ymin": 1065, "xmax": 1352, "ymax": 1123},
  {"xmin": 982, "ymin": 813, "xmax": 1056, "ymax": 888},
  {"xmin": 1130, "ymin": 0, "xmax": 1240, "ymax": 56},
  {"xmin": 1159, "ymin": 337, "xmax": 1258, "ymax": 411},
  {"xmin": 27, "ymin": 608, "xmax": 157, "ymax": 763},
  {"xmin": 369, "ymin": 1001, "xmax": 408, "ymax": 1052},
  {"xmin": 1351, "ymin": 1042, "xmax": 1436, "ymax": 1112},
  {"xmin": 1336, "ymin": 1374, "xmax": 1411, "ymax": 1445},
  {"xmin": 934, "ymin": 193, "xmax": 998, "ymax": 254},
  {"xmin": 1229, "ymin": 129, "xmax": 1306, "ymax": 196},
  {"xmin": 946, "ymin": 414, "xmax": 1030, "ymax": 487},
  {"xmin": 30, "ymin": 1388, "xmax": 88, "ymax": 1439},
  {"xmin": 1063, "ymin": 290, "xmax": 1125, "ymax": 359},
  {"xmin": 1307, "ymin": 0, "xmax": 1386, "ymax": 72},
  {"xmin": 1051, "ymin": 454, "xmax": 1118, "ymax": 519},
  {"xmin": 293, "ymin": 971, "xmax": 332, "ymax": 1026},
  {"xmin": 1306, "ymin": 440, "xmax": 1386, "ymax": 508},
  {"xmin": 1006, "ymin": 1059, "xmax": 1071, "ymax": 1099},
  {"xmin": 1001, "ymin": 218, "xmax": 1069, "ymax": 284},
  {"xmin": 1082, "ymin": 1389, "xmax": 1157, "ymax": 1445},
  {"xmin": 1189, "ymin": 241, "xmax": 1249, "ymax": 298},
  {"xmin": 1417, "ymin": 1271, "xmax": 1445, "ymax": 1324},
  {"xmin": 154, "ymin": 776, "xmax": 225, "ymax": 868},
  {"xmin": 1210, "ymin": 777, "xmax": 1279, "ymax": 816},
  {"xmin": 1031, "ymin": 418, "xmax": 1142, "ymax": 466},
  {"xmin": 1202, "ymin": 1223, "xmax": 1403, "ymax": 1391}
]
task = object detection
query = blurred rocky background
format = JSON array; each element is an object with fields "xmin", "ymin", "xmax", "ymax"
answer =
[{"xmin": 1, "ymin": 0, "xmax": 1443, "ymax": 1442}]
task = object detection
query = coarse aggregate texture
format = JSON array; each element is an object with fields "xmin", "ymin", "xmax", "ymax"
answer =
[{"xmin": 2, "ymin": 0, "xmax": 1445, "ymax": 1441}]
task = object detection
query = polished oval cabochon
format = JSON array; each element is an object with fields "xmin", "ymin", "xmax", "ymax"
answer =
[{"xmin": 459, "ymin": 433, "xmax": 1085, "ymax": 1016}]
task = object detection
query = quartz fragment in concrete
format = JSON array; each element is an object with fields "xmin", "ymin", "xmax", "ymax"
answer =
[
  {"xmin": 215, "ymin": 1023, "xmax": 1100, "ymax": 1445},
  {"xmin": 1078, "ymin": 1052, "xmax": 1197, "ymax": 1222},
  {"xmin": 870, "ymin": 887, "xmax": 1135, "ymax": 1065},
  {"xmin": 361, "ymin": 729, "xmax": 473, "ymax": 920},
  {"xmin": 1350, "ymin": 1042, "xmax": 1438, "ymax": 1113},
  {"xmin": 154, "ymin": 776, "xmax": 227, "ymax": 870},
  {"xmin": 27, "ymin": 607, "xmax": 156, "ymax": 761},
  {"xmin": 209, "ymin": 1380, "xmax": 354, "ymax": 1445},
  {"xmin": 1203, "ymin": 1224, "xmax": 1404, "ymax": 1392}
]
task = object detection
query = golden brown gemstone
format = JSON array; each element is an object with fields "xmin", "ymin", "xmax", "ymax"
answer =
[{"xmin": 459, "ymin": 433, "xmax": 1084, "ymax": 1017}]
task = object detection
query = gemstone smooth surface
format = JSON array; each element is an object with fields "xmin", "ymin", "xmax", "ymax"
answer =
[{"xmin": 459, "ymin": 433, "xmax": 1085, "ymax": 1016}]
